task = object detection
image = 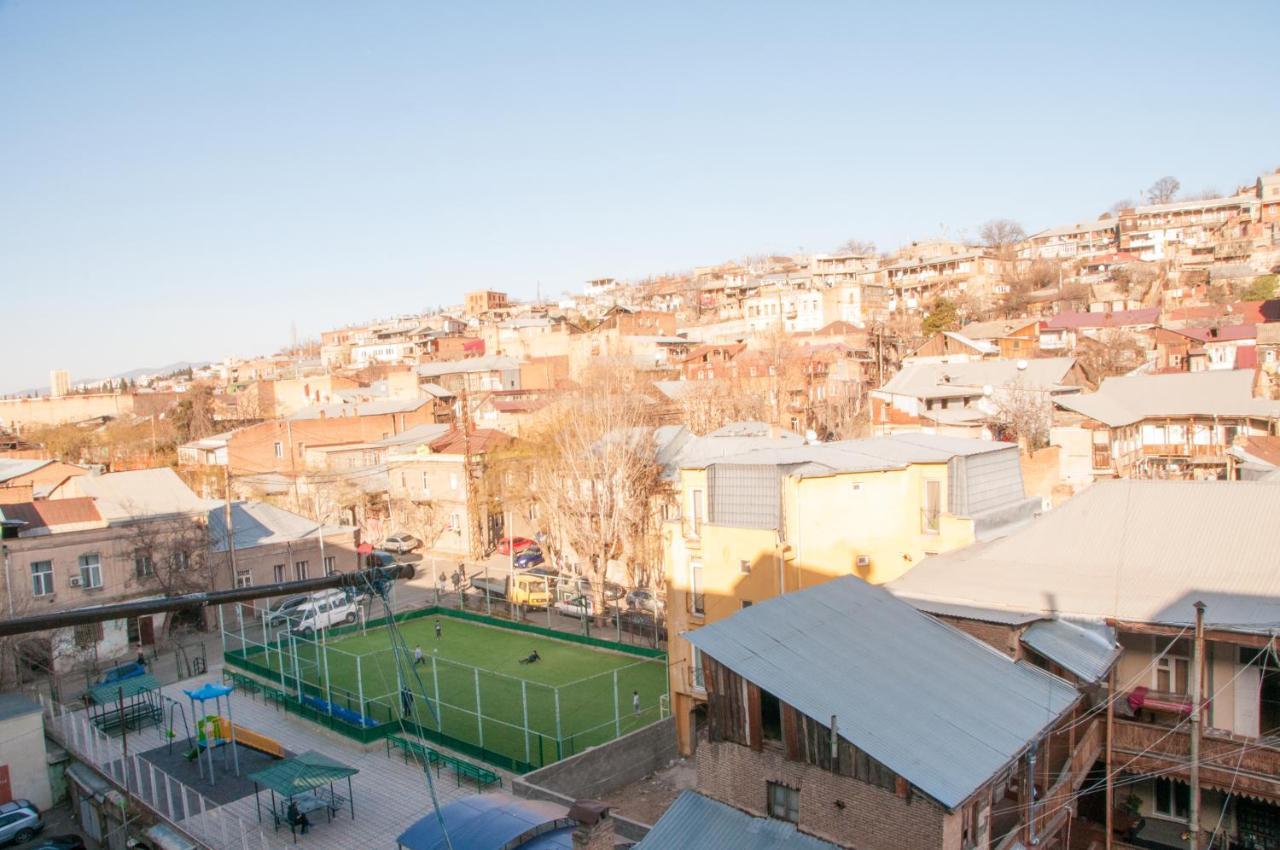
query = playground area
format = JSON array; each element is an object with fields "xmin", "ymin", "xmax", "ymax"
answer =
[{"xmin": 223, "ymin": 607, "xmax": 668, "ymax": 771}]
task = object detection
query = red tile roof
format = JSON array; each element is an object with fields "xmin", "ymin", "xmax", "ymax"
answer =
[
  {"xmin": 2, "ymin": 498, "xmax": 101, "ymax": 532},
  {"xmin": 1177, "ymin": 323, "xmax": 1258, "ymax": 343},
  {"xmin": 428, "ymin": 428, "xmax": 512, "ymax": 455},
  {"xmin": 1242, "ymin": 435, "xmax": 1280, "ymax": 466}
]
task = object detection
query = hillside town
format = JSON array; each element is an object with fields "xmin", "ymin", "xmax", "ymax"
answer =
[{"xmin": 1, "ymin": 168, "xmax": 1279, "ymax": 850}]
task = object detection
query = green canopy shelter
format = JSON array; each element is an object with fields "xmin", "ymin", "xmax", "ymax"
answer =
[
  {"xmin": 86, "ymin": 674, "xmax": 162, "ymax": 735},
  {"xmin": 248, "ymin": 750, "xmax": 358, "ymax": 841}
]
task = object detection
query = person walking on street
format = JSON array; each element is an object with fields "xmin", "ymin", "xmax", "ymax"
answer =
[
  {"xmin": 413, "ymin": 645, "xmax": 425, "ymax": 666},
  {"xmin": 434, "ymin": 618, "xmax": 443, "ymax": 640},
  {"xmin": 633, "ymin": 690, "xmax": 641, "ymax": 717},
  {"xmin": 458, "ymin": 562, "xmax": 467, "ymax": 584},
  {"xmin": 136, "ymin": 647, "xmax": 147, "ymax": 670}
]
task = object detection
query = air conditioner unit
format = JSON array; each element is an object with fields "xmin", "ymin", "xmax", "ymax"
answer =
[
  {"xmin": 855, "ymin": 555, "xmax": 871, "ymax": 569},
  {"xmin": 68, "ymin": 576, "xmax": 83, "ymax": 588}
]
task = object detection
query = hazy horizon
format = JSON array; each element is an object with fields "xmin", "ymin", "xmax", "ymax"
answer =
[{"xmin": 3, "ymin": 1, "xmax": 1278, "ymax": 392}]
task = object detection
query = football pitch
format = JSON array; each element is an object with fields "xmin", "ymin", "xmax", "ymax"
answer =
[{"xmin": 256, "ymin": 614, "xmax": 668, "ymax": 769}]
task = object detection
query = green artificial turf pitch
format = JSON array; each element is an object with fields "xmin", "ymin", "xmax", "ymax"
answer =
[{"xmin": 263, "ymin": 616, "xmax": 667, "ymax": 767}]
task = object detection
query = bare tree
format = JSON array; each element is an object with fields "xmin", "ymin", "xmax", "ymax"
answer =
[
  {"xmin": 676, "ymin": 378, "xmax": 770, "ymax": 435},
  {"xmin": 1147, "ymin": 176, "xmax": 1181, "ymax": 205},
  {"xmin": 989, "ymin": 378, "xmax": 1052, "ymax": 451},
  {"xmin": 1001, "ymin": 260, "xmax": 1060, "ymax": 316},
  {"xmin": 388, "ymin": 497, "xmax": 450, "ymax": 553},
  {"xmin": 1075, "ymin": 330, "xmax": 1147, "ymax": 381},
  {"xmin": 125, "ymin": 514, "xmax": 215, "ymax": 637},
  {"xmin": 1110, "ymin": 199, "xmax": 1136, "ymax": 214},
  {"xmin": 524, "ymin": 361, "xmax": 663, "ymax": 619},
  {"xmin": 836, "ymin": 238, "xmax": 876, "ymax": 255},
  {"xmin": 979, "ymin": 219, "xmax": 1027, "ymax": 252}
]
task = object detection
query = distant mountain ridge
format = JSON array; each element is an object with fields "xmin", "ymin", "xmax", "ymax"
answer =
[{"xmin": 5, "ymin": 361, "xmax": 207, "ymax": 397}]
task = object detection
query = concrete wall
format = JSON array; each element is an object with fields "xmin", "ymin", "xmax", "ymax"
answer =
[
  {"xmin": 0, "ymin": 699, "xmax": 54, "ymax": 810},
  {"xmin": 513, "ymin": 716, "xmax": 676, "ymax": 842}
]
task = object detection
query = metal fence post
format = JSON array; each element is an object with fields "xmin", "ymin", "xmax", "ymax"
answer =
[
  {"xmin": 321, "ymin": 628, "xmax": 332, "ymax": 709},
  {"xmin": 217, "ymin": 604, "xmax": 227, "ymax": 655},
  {"xmin": 431, "ymin": 655, "xmax": 441, "ymax": 729},
  {"xmin": 474, "ymin": 667, "xmax": 484, "ymax": 748},
  {"xmin": 553, "ymin": 687, "xmax": 562, "ymax": 759},
  {"xmin": 613, "ymin": 669, "xmax": 621, "ymax": 737},
  {"xmin": 356, "ymin": 655, "xmax": 365, "ymax": 720},
  {"xmin": 521, "ymin": 680, "xmax": 531, "ymax": 766}
]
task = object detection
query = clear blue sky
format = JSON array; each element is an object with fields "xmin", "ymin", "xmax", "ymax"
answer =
[{"xmin": 2, "ymin": 1, "xmax": 1278, "ymax": 392}]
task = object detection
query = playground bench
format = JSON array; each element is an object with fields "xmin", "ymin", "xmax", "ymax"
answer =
[
  {"xmin": 385, "ymin": 734, "xmax": 439, "ymax": 768},
  {"xmin": 262, "ymin": 686, "xmax": 287, "ymax": 711},
  {"xmin": 92, "ymin": 701, "xmax": 161, "ymax": 733},
  {"xmin": 224, "ymin": 672, "xmax": 262, "ymax": 698},
  {"xmin": 383, "ymin": 735, "xmax": 499, "ymax": 790}
]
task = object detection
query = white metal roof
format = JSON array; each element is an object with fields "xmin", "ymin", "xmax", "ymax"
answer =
[
  {"xmin": 686, "ymin": 576, "xmax": 1079, "ymax": 809},
  {"xmin": 72, "ymin": 468, "xmax": 213, "ymax": 522},
  {"xmin": 878, "ymin": 357, "xmax": 1080, "ymax": 401},
  {"xmin": 890, "ymin": 479, "xmax": 1280, "ymax": 632},
  {"xmin": 1054, "ymin": 369, "xmax": 1280, "ymax": 427},
  {"xmin": 1020, "ymin": 620, "xmax": 1120, "ymax": 683}
]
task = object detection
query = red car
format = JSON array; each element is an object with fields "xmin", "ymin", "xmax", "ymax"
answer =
[{"xmin": 496, "ymin": 537, "xmax": 537, "ymax": 555}]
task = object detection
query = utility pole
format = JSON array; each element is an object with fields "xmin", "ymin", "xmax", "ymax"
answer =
[
  {"xmin": 460, "ymin": 386, "xmax": 483, "ymax": 561},
  {"xmin": 1105, "ymin": 665, "xmax": 1115, "ymax": 850},
  {"xmin": 224, "ymin": 466, "xmax": 238, "ymax": 578},
  {"xmin": 1189, "ymin": 600, "xmax": 1206, "ymax": 850}
]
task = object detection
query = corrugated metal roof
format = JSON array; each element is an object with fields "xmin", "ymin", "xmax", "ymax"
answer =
[
  {"xmin": 877, "ymin": 358, "xmax": 1080, "ymax": 401},
  {"xmin": 1043, "ymin": 308, "xmax": 1159, "ymax": 330},
  {"xmin": 699, "ymin": 434, "xmax": 1017, "ymax": 477},
  {"xmin": 288, "ymin": 398, "xmax": 429, "ymax": 420},
  {"xmin": 208, "ymin": 501, "xmax": 351, "ymax": 552},
  {"xmin": 890, "ymin": 479, "xmax": 1280, "ymax": 632},
  {"xmin": 685, "ymin": 577, "xmax": 1079, "ymax": 809},
  {"xmin": 0, "ymin": 459, "xmax": 50, "ymax": 483},
  {"xmin": 415, "ymin": 355, "xmax": 521, "ymax": 378},
  {"xmin": 1054, "ymin": 369, "xmax": 1280, "ymax": 427},
  {"xmin": 636, "ymin": 790, "xmax": 838, "ymax": 850},
  {"xmin": 1, "ymin": 498, "xmax": 102, "ymax": 534},
  {"xmin": 73, "ymin": 469, "xmax": 213, "ymax": 522},
  {"xmin": 1020, "ymin": 620, "xmax": 1120, "ymax": 683}
]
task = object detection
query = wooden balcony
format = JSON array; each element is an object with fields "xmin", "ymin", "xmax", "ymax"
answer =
[
  {"xmin": 1113, "ymin": 718, "xmax": 1280, "ymax": 804},
  {"xmin": 1140, "ymin": 443, "xmax": 1224, "ymax": 458},
  {"xmin": 1032, "ymin": 717, "xmax": 1104, "ymax": 840}
]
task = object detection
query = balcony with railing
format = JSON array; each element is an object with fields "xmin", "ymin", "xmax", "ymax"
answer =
[{"xmin": 1113, "ymin": 717, "xmax": 1280, "ymax": 804}]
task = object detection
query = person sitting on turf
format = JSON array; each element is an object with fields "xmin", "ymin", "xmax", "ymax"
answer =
[{"xmin": 519, "ymin": 649, "xmax": 542, "ymax": 664}]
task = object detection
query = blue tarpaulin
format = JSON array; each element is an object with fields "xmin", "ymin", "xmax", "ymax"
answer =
[{"xmin": 396, "ymin": 793, "xmax": 573, "ymax": 850}]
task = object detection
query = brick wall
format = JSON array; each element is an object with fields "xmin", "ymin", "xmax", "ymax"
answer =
[
  {"xmin": 696, "ymin": 739, "xmax": 954, "ymax": 850},
  {"xmin": 932, "ymin": 614, "xmax": 1022, "ymax": 659}
]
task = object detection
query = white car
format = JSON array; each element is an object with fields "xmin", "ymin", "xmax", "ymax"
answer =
[
  {"xmin": 382, "ymin": 533, "xmax": 421, "ymax": 554},
  {"xmin": 289, "ymin": 590, "xmax": 360, "ymax": 636},
  {"xmin": 553, "ymin": 590, "xmax": 594, "ymax": 619}
]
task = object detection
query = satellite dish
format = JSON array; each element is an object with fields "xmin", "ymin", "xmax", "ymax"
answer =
[
  {"xmin": 982, "ymin": 384, "xmax": 994, "ymax": 396},
  {"xmin": 1016, "ymin": 359, "xmax": 1028, "ymax": 370}
]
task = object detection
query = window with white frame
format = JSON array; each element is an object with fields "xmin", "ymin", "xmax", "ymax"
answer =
[
  {"xmin": 235, "ymin": 569, "xmax": 253, "ymax": 588},
  {"xmin": 1153, "ymin": 777, "xmax": 1190, "ymax": 820},
  {"xmin": 169, "ymin": 551, "xmax": 190, "ymax": 571},
  {"xmin": 449, "ymin": 472, "xmax": 459, "ymax": 491},
  {"xmin": 1155, "ymin": 639, "xmax": 1190, "ymax": 694},
  {"xmin": 273, "ymin": 441, "xmax": 284, "ymax": 458},
  {"xmin": 324, "ymin": 556, "xmax": 336, "ymax": 575},
  {"xmin": 79, "ymin": 553, "xmax": 102, "ymax": 589},
  {"xmin": 30, "ymin": 561, "xmax": 53, "ymax": 597},
  {"xmin": 450, "ymin": 512, "xmax": 461, "ymax": 531},
  {"xmin": 294, "ymin": 561, "xmax": 309, "ymax": 581},
  {"xmin": 689, "ymin": 560, "xmax": 704, "ymax": 615},
  {"xmin": 135, "ymin": 553, "xmax": 155, "ymax": 579},
  {"xmin": 421, "ymin": 471, "xmax": 430, "ymax": 495},
  {"xmin": 690, "ymin": 489, "xmax": 704, "ymax": 536},
  {"xmin": 273, "ymin": 563, "xmax": 285, "ymax": 583}
]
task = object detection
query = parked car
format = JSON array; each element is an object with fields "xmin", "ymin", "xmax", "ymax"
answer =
[
  {"xmin": 556, "ymin": 576, "xmax": 624, "ymax": 601},
  {"xmin": 496, "ymin": 537, "xmax": 537, "ymax": 555},
  {"xmin": 382, "ymin": 533, "xmax": 421, "ymax": 554},
  {"xmin": 554, "ymin": 590, "xmax": 594, "ymax": 619},
  {"xmin": 94, "ymin": 661, "xmax": 147, "ymax": 688},
  {"xmin": 0, "ymin": 800, "xmax": 43, "ymax": 845},
  {"xmin": 363, "ymin": 549, "xmax": 398, "ymax": 569},
  {"xmin": 266, "ymin": 594, "xmax": 310, "ymax": 627},
  {"xmin": 289, "ymin": 590, "xmax": 360, "ymax": 636},
  {"xmin": 617, "ymin": 607, "xmax": 666, "ymax": 638},
  {"xmin": 29, "ymin": 837, "xmax": 87, "ymax": 850},
  {"xmin": 513, "ymin": 546, "xmax": 544, "ymax": 568},
  {"xmin": 625, "ymin": 588, "xmax": 666, "ymax": 613}
]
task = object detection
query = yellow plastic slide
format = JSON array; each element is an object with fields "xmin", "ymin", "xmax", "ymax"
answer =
[{"xmin": 214, "ymin": 717, "xmax": 285, "ymax": 758}]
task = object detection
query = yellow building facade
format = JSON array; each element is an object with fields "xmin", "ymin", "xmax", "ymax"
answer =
[{"xmin": 663, "ymin": 434, "xmax": 1039, "ymax": 755}]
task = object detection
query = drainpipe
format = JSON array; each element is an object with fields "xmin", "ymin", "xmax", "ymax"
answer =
[
  {"xmin": 3, "ymin": 543, "xmax": 12, "ymax": 618},
  {"xmin": 1026, "ymin": 738, "xmax": 1039, "ymax": 845}
]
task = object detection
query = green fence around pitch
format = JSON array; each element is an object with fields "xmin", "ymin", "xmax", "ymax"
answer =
[{"xmin": 223, "ymin": 606, "xmax": 667, "ymax": 774}]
